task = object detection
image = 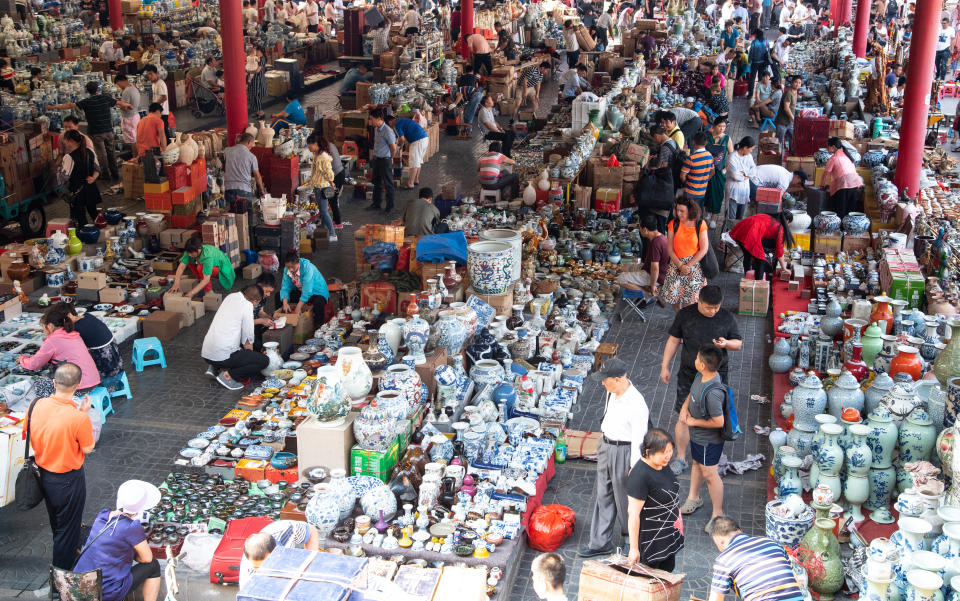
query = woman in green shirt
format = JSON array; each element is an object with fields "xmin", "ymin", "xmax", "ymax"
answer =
[
  {"xmin": 704, "ymin": 116, "xmax": 735, "ymax": 229},
  {"xmin": 171, "ymin": 236, "xmax": 236, "ymax": 299}
]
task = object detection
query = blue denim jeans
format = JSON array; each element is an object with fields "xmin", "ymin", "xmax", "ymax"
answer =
[
  {"xmin": 225, "ymin": 188, "xmax": 253, "ymax": 213},
  {"xmin": 314, "ymin": 189, "xmax": 335, "ymax": 235},
  {"xmin": 464, "ymin": 90, "xmax": 483, "ymax": 125}
]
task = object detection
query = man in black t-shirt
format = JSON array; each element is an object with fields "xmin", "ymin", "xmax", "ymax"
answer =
[
  {"xmin": 660, "ymin": 285, "xmax": 742, "ymax": 475},
  {"xmin": 47, "ymin": 81, "xmax": 120, "ymax": 182}
]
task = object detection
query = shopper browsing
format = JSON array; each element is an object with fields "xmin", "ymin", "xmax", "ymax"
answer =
[
  {"xmin": 402, "ymin": 187, "xmax": 441, "ymax": 236},
  {"xmin": 678, "ymin": 345, "xmax": 728, "ymax": 532},
  {"xmin": 239, "ymin": 521, "xmax": 321, "ymax": 589},
  {"xmin": 386, "ymin": 114, "xmax": 429, "ymax": 189},
  {"xmin": 304, "ymin": 134, "xmax": 338, "ymax": 242},
  {"xmin": 72, "ymin": 480, "xmax": 163, "ymax": 601},
  {"xmin": 617, "ymin": 214, "xmax": 670, "ymax": 300},
  {"xmin": 725, "ymin": 136, "xmax": 757, "ymax": 222},
  {"xmin": 660, "ymin": 198, "xmax": 709, "ymax": 311},
  {"xmin": 202, "ymin": 285, "xmax": 268, "ymax": 390},
  {"xmin": 531, "ymin": 553, "xmax": 568, "ymax": 601},
  {"xmin": 578, "ymin": 358, "xmax": 649, "ymax": 558},
  {"xmin": 170, "ymin": 235, "xmax": 237, "ymax": 299},
  {"xmin": 114, "ymin": 75, "xmax": 141, "ymax": 153},
  {"xmin": 143, "ymin": 65, "xmax": 170, "ymax": 140},
  {"xmin": 64, "ymin": 304, "xmax": 123, "ymax": 383},
  {"xmin": 58, "ymin": 129, "xmax": 103, "ymax": 228},
  {"xmin": 24, "ymin": 362, "xmax": 95, "ymax": 570},
  {"xmin": 279, "ymin": 251, "xmax": 329, "ymax": 319},
  {"xmin": 708, "ymin": 517, "xmax": 805, "ymax": 601},
  {"xmin": 222, "ymin": 132, "xmax": 265, "ymax": 212},
  {"xmin": 467, "ymin": 31, "xmax": 492, "ymax": 75},
  {"xmin": 626, "ymin": 429, "xmax": 685, "ymax": 571},
  {"xmin": 19, "ymin": 303, "xmax": 102, "ymax": 391},
  {"xmin": 46, "ymin": 81, "xmax": 121, "ymax": 182},
  {"xmin": 136, "ymin": 103, "xmax": 166, "ymax": 158},
  {"xmin": 661, "ymin": 284, "xmax": 742, "ymax": 475},
  {"xmin": 728, "ymin": 211, "xmax": 795, "ymax": 277},
  {"xmin": 820, "ymin": 137, "xmax": 864, "ymax": 219},
  {"xmin": 366, "ymin": 108, "xmax": 397, "ymax": 213}
]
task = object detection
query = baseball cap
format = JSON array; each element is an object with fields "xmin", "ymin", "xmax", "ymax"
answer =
[
  {"xmin": 591, "ymin": 357, "xmax": 629, "ymax": 381},
  {"xmin": 116, "ymin": 480, "xmax": 161, "ymax": 517}
]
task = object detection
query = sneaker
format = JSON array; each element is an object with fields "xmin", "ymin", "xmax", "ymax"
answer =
[
  {"xmin": 216, "ymin": 371, "xmax": 244, "ymax": 391},
  {"xmin": 577, "ymin": 543, "xmax": 615, "ymax": 558},
  {"xmin": 329, "ymin": 235, "xmax": 339, "ymax": 242},
  {"xmin": 669, "ymin": 457, "xmax": 689, "ymax": 475},
  {"xmin": 205, "ymin": 366, "xmax": 216, "ymax": 378}
]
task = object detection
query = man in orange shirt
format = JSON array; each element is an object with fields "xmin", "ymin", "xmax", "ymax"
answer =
[
  {"xmin": 136, "ymin": 102, "xmax": 167, "ymax": 157},
  {"xmin": 25, "ymin": 362, "xmax": 95, "ymax": 569}
]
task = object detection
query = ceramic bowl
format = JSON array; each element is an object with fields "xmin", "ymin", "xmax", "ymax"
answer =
[
  {"xmin": 270, "ymin": 452, "xmax": 297, "ymax": 469},
  {"xmin": 282, "ymin": 361, "xmax": 303, "ymax": 369},
  {"xmin": 179, "ymin": 448, "xmax": 201, "ymax": 458},
  {"xmin": 303, "ymin": 466, "xmax": 328, "ymax": 483},
  {"xmin": 186, "ymin": 437, "xmax": 210, "ymax": 448},
  {"xmin": 93, "ymin": 303, "xmax": 113, "ymax": 311}
]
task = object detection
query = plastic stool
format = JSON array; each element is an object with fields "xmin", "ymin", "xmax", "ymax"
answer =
[
  {"xmin": 88, "ymin": 387, "xmax": 113, "ymax": 425},
  {"xmin": 479, "ymin": 187, "xmax": 502, "ymax": 204},
  {"xmin": 617, "ymin": 288, "xmax": 649, "ymax": 323},
  {"xmin": 132, "ymin": 337, "xmax": 167, "ymax": 372},
  {"xmin": 760, "ymin": 117, "xmax": 776, "ymax": 133},
  {"xmin": 102, "ymin": 371, "xmax": 132, "ymax": 400}
]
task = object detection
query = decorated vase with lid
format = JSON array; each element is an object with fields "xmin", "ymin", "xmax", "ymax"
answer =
[
  {"xmin": 899, "ymin": 407, "xmax": 936, "ymax": 466},
  {"xmin": 827, "ymin": 370, "xmax": 865, "ymax": 419},
  {"xmin": 790, "ymin": 372, "xmax": 829, "ymax": 432},
  {"xmin": 865, "ymin": 372, "xmax": 895, "ymax": 416}
]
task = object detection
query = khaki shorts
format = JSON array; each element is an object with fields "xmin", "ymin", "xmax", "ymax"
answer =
[
  {"xmin": 408, "ymin": 137, "xmax": 429, "ymax": 168},
  {"xmin": 617, "ymin": 270, "xmax": 652, "ymax": 287}
]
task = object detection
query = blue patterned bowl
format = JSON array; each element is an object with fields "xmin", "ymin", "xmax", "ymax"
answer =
[
  {"xmin": 765, "ymin": 499, "xmax": 815, "ymax": 548},
  {"xmin": 270, "ymin": 451, "xmax": 296, "ymax": 469}
]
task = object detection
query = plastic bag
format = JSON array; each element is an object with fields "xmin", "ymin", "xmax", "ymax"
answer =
[
  {"xmin": 527, "ymin": 504, "xmax": 577, "ymax": 552},
  {"xmin": 179, "ymin": 533, "xmax": 223, "ymax": 573},
  {"xmin": 606, "ymin": 154, "xmax": 620, "ymax": 167}
]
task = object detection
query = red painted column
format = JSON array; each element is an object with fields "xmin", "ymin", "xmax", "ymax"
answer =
[
  {"xmin": 221, "ymin": 0, "xmax": 248, "ymax": 146},
  {"xmin": 109, "ymin": 0, "xmax": 122, "ymax": 30},
  {"xmin": 852, "ymin": 0, "xmax": 871, "ymax": 57},
  {"xmin": 894, "ymin": 0, "xmax": 943, "ymax": 197},
  {"xmin": 460, "ymin": 0, "xmax": 474, "ymax": 58}
]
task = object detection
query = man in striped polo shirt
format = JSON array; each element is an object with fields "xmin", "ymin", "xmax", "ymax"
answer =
[
  {"xmin": 709, "ymin": 517, "xmax": 805, "ymax": 601},
  {"xmin": 681, "ymin": 132, "xmax": 715, "ymax": 211}
]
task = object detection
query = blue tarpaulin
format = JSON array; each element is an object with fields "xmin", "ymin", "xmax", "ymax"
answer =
[{"xmin": 415, "ymin": 232, "xmax": 468, "ymax": 264}]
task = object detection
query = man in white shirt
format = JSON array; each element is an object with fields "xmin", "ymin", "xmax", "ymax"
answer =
[
  {"xmin": 751, "ymin": 164, "xmax": 806, "ymax": 192},
  {"xmin": 561, "ymin": 64, "xmax": 590, "ymax": 98},
  {"xmin": 143, "ymin": 65, "xmax": 170, "ymax": 140},
  {"xmin": 201, "ymin": 285, "xmax": 268, "ymax": 390},
  {"xmin": 578, "ymin": 358, "xmax": 649, "ymax": 558},
  {"xmin": 531, "ymin": 553, "xmax": 569, "ymax": 601},
  {"xmin": 263, "ymin": 0, "xmax": 276, "ymax": 22},
  {"xmin": 937, "ymin": 17, "xmax": 955, "ymax": 80},
  {"xmin": 304, "ymin": 0, "xmax": 320, "ymax": 32},
  {"xmin": 563, "ymin": 20, "xmax": 580, "ymax": 67},
  {"xmin": 243, "ymin": 0, "xmax": 259, "ymax": 32},
  {"xmin": 732, "ymin": 2, "xmax": 749, "ymax": 24},
  {"xmin": 201, "ymin": 56, "xmax": 222, "ymax": 92},
  {"xmin": 99, "ymin": 39, "xmax": 122, "ymax": 66},
  {"xmin": 401, "ymin": 3, "xmax": 420, "ymax": 33},
  {"xmin": 778, "ymin": 2, "xmax": 793, "ymax": 28},
  {"xmin": 596, "ymin": 8, "xmax": 615, "ymax": 40}
]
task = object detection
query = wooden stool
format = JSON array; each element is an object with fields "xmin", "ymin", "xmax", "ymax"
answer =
[
  {"xmin": 593, "ymin": 342, "xmax": 619, "ymax": 372},
  {"xmin": 456, "ymin": 124, "xmax": 472, "ymax": 139}
]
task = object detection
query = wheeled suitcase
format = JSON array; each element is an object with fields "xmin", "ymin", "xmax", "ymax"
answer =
[{"xmin": 209, "ymin": 516, "xmax": 273, "ymax": 585}]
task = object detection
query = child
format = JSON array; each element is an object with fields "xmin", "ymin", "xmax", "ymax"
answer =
[{"xmin": 678, "ymin": 344, "xmax": 726, "ymax": 533}]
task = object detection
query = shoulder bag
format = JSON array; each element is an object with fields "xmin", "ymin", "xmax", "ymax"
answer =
[
  {"xmin": 50, "ymin": 514, "xmax": 126, "ymax": 601},
  {"xmin": 672, "ymin": 219, "xmax": 720, "ymax": 279},
  {"xmin": 15, "ymin": 397, "xmax": 44, "ymax": 511}
]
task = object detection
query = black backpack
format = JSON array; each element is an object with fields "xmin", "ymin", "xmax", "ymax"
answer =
[{"xmin": 665, "ymin": 138, "xmax": 687, "ymax": 190}]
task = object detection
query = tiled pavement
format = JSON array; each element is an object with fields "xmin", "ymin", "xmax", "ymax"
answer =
[{"xmin": 0, "ymin": 71, "xmax": 774, "ymax": 600}]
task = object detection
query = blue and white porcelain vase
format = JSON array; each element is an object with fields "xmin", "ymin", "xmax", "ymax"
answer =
[
  {"xmin": 842, "ymin": 211, "xmax": 871, "ymax": 235},
  {"xmin": 865, "ymin": 372, "xmax": 895, "ymax": 416},
  {"xmin": 827, "ymin": 370, "xmax": 865, "ymax": 419},
  {"xmin": 769, "ymin": 337, "xmax": 794, "ymax": 373},
  {"xmin": 402, "ymin": 314, "xmax": 430, "ymax": 365},
  {"xmin": 327, "ymin": 468, "xmax": 356, "ymax": 519},
  {"xmin": 360, "ymin": 484, "xmax": 398, "ymax": 520},
  {"xmin": 470, "ymin": 359, "xmax": 505, "ymax": 388},
  {"xmin": 435, "ymin": 310, "xmax": 467, "ymax": 356},
  {"xmin": 467, "ymin": 240, "xmax": 515, "ymax": 295},
  {"xmin": 377, "ymin": 330, "xmax": 396, "ymax": 366},
  {"xmin": 353, "ymin": 399, "xmax": 398, "ymax": 451},
  {"xmin": 765, "ymin": 498, "xmax": 815, "ymax": 548},
  {"xmin": 899, "ymin": 407, "xmax": 936, "ymax": 465},
  {"xmin": 779, "ymin": 455, "xmax": 803, "ymax": 498},
  {"xmin": 305, "ymin": 485, "xmax": 341, "ymax": 537},
  {"xmin": 379, "ymin": 364, "xmax": 424, "ymax": 408},
  {"xmin": 846, "ymin": 423, "xmax": 873, "ymax": 476},
  {"xmin": 867, "ymin": 405, "xmax": 899, "ymax": 468},
  {"xmin": 791, "ymin": 372, "xmax": 829, "ymax": 431},
  {"xmin": 380, "ymin": 318, "xmax": 405, "ymax": 356},
  {"xmin": 375, "ymin": 390, "xmax": 409, "ymax": 421},
  {"xmin": 813, "ymin": 211, "xmax": 842, "ymax": 234},
  {"xmin": 867, "ymin": 465, "xmax": 897, "ymax": 511},
  {"xmin": 809, "ymin": 414, "xmax": 838, "ymax": 488},
  {"xmin": 816, "ymin": 423, "xmax": 844, "ymax": 500}
]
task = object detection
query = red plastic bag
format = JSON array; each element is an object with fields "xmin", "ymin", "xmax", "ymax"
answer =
[
  {"xmin": 527, "ymin": 504, "xmax": 577, "ymax": 552},
  {"xmin": 606, "ymin": 154, "xmax": 620, "ymax": 167}
]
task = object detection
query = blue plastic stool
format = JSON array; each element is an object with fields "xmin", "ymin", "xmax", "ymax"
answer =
[
  {"xmin": 132, "ymin": 337, "xmax": 167, "ymax": 372},
  {"xmin": 617, "ymin": 288, "xmax": 649, "ymax": 323},
  {"xmin": 760, "ymin": 117, "xmax": 776, "ymax": 133},
  {"xmin": 88, "ymin": 387, "xmax": 113, "ymax": 425},
  {"xmin": 102, "ymin": 371, "xmax": 132, "ymax": 400}
]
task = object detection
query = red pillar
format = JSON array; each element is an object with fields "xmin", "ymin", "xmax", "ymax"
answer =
[
  {"xmin": 852, "ymin": 0, "xmax": 871, "ymax": 57},
  {"xmin": 893, "ymin": 0, "xmax": 943, "ymax": 197},
  {"xmin": 459, "ymin": 0, "xmax": 474, "ymax": 59},
  {"xmin": 109, "ymin": 0, "xmax": 122, "ymax": 30},
  {"xmin": 221, "ymin": 0, "xmax": 248, "ymax": 146}
]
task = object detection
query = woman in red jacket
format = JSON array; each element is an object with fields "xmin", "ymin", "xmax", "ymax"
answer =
[{"xmin": 728, "ymin": 211, "xmax": 795, "ymax": 277}]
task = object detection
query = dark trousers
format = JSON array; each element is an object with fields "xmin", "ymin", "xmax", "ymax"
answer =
[
  {"xmin": 739, "ymin": 242, "xmax": 771, "ymax": 277},
  {"xmin": 280, "ymin": 288, "xmax": 327, "ymax": 322},
  {"xmin": 207, "ymin": 349, "xmax": 269, "ymax": 381},
  {"xmin": 40, "ymin": 466, "xmax": 86, "ymax": 570},
  {"xmin": 770, "ymin": 58, "xmax": 782, "ymax": 84},
  {"xmin": 937, "ymin": 48, "xmax": 951, "ymax": 80},
  {"xmin": 371, "ymin": 156, "xmax": 394, "ymax": 211},
  {"xmin": 646, "ymin": 554, "xmax": 677, "ymax": 573},
  {"xmin": 831, "ymin": 186, "xmax": 861, "ymax": 219},
  {"xmin": 567, "ymin": 49, "xmax": 581, "ymax": 68},
  {"xmin": 748, "ymin": 62, "xmax": 768, "ymax": 96},
  {"xmin": 160, "ymin": 113, "xmax": 172, "ymax": 141},
  {"xmin": 331, "ymin": 169, "xmax": 344, "ymax": 224},
  {"xmin": 474, "ymin": 52, "xmax": 493, "ymax": 75},
  {"xmin": 70, "ymin": 196, "xmax": 99, "ymax": 228},
  {"xmin": 484, "ymin": 130, "xmax": 516, "ymax": 158},
  {"xmin": 254, "ymin": 324, "xmax": 268, "ymax": 352},
  {"xmin": 482, "ymin": 172, "xmax": 520, "ymax": 199}
]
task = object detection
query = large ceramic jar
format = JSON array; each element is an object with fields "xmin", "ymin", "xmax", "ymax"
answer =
[
  {"xmin": 466, "ymin": 327, "xmax": 497, "ymax": 366},
  {"xmin": 821, "ymin": 300, "xmax": 845, "ymax": 338},
  {"xmin": 765, "ymin": 499, "xmax": 815, "ymax": 547},
  {"xmin": 816, "ymin": 423, "xmax": 845, "ymax": 501},
  {"xmin": 842, "ymin": 211, "xmax": 871, "ymax": 235},
  {"xmin": 865, "ymin": 372, "xmax": 895, "ymax": 416},
  {"xmin": 470, "ymin": 359, "xmax": 505, "ymax": 388},
  {"xmin": 305, "ymin": 485, "xmax": 341, "ymax": 537},
  {"xmin": 327, "ymin": 468, "xmax": 356, "ymax": 519},
  {"xmin": 890, "ymin": 346, "xmax": 924, "ymax": 381},
  {"xmin": 798, "ymin": 518, "xmax": 845, "ymax": 599},
  {"xmin": 769, "ymin": 337, "xmax": 794, "ymax": 373},
  {"xmin": 828, "ymin": 370, "xmax": 865, "ymax": 419},
  {"xmin": 809, "ymin": 414, "xmax": 839, "ymax": 487},
  {"xmin": 360, "ymin": 484, "xmax": 398, "ymax": 520},
  {"xmin": 813, "ymin": 211, "xmax": 842, "ymax": 235},
  {"xmin": 449, "ymin": 302, "xmax": 479, "ymax": 338},
  {"xmin": 846, "ymin": 423, "xmax": 873, "ymax": 476},
  {"xmin": 402, "ymin": 312, "xmax": 430, "ymax": 365},
  {"xmin": 789, "ymin": 209, "xmax": 812, "ymax": 233},
  {"xmin": 353, "ymin": 399, "xmax": 398, "ymax": 451},
  {"xmin": 262, "ymin": 341, "xmax": 283, "ymax": 376},
  {"xmin": 899, "ymin": 407, "xmax": 936, "ymax": 465},
  {"xmin": 435, "ymin": 310, "xmax": 468, "ymax": 356},
  {"xmin": 335, "ymin": 347, "xmax": 373, "ymax": 405},
  {"xmin": 379, "ymin": 318, "xmax": 405, "ymax": 356},
  {"xmin": 867, "ymin": 405, "xmax": 899, "ymax": 468},
  {"xmin": 376, "ymin": 390, "xmax": 409, "ymax": 421},
  {"xmin": 882, "ymin": 379, "xmax": 923, "ymax": 424},
  {"xmin": 467, "ymin": 240, "xmax": 515, "ymax": 295},
  {"xmin": 867, "ymin": 465, "xmax": 897, "ymax": 511},
  {"xmin": 479, "ymin": 229, "xmax": 522, "ymax": 282},
  {"xmin": 379, "ymin": 364, "xmax": 424, "ymax": 408},
  {"xmin": 792, "ymin": 372, "xmax": 829, "ymax": 432},
  {"xmin": 307, "ymin": 365, "xmax": 349, "ymax": 425},
  {"xmin": 861, "ymin": 323, "xmax": 885, "ymax": 368},
  {"xmin": 934, "ymin": 320, "xmax": 960, "ymax": 387}
]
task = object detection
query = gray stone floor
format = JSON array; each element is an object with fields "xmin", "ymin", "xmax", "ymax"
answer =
[{"xmin": 0, "ymin": 71, "xmax": 774, "ymax": 601}]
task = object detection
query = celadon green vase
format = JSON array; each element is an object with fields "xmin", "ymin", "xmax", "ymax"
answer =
[
  {"xmin": 934, "ymin": 320, "xmax": 960, "ymax": 387},
  {"xmin": 797, "ymin": 518, "xmax": 844, "ymax": 600},
  {"xmin": 861, "ymin": 323, "xmax": 884, "ymax": 369}
]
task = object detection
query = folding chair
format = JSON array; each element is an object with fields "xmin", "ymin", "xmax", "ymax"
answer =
[
  {"xmin": 617, "ymin": 288, "xmax": 648, "ymax": 322},
  {"xmin": 720, "ymin": 231, "xmax": 744, "ymax": 273}
]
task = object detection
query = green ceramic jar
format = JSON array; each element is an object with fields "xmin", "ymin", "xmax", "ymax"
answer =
[
  {"xmin": 861, "ymin": 323, "xmax": 884, "ymax": 368},
  {"xmin": 799, "ymin": 518, "xmax": 845, "ymax": 600},
  {"xmin": 934, "ymin": 320, "xmax": 960, "ymax": 387}
]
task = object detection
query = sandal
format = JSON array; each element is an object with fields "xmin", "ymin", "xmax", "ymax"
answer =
[{"xmin": 680, "ymin": 497, "xmax": 704, "ymax": 515}]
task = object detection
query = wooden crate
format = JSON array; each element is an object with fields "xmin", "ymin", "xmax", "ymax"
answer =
[{"xmin": 364, "ymin": 224, "xmax": 405, "ymax": 246}]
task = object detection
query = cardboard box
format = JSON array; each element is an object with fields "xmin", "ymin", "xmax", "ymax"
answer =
[
  {"xmin": 565, "ymin": 429, "xmax": 601, "ymax": 460},
  {"xmin": 350, "ymin": 436, "xmax": 400, "ymax": 477},
  {"xmin": 295, "ymin": 413, "xmax": 358, "ymax": 473},
  {"xmin": 203, "ymin": 292, "xmax": 223, "ymax": 311},
  {"xmin": 435, "ymin": 567, "xmax": 487, "ymax": 601},
  {"xmin": 276, "ymin": 310, "xmax": 314, "ymax": 343},
  {"xmin": 190, "ymin": 300, "xmax": 205, "ymax": 320},
  {"xmin": 813, "ymin": 232, "xmax": 843, "ymax": 256},
  {"xmin": 414, "ymin": 348, "xmax": 447, "ymax": 400},
  {"xmin": 0, "ymin": 425, "xmax": 27, "ymax": 507},
  {"xmin": 842, "ymin": 232, "xmax": 873, "ymax": 252},
  {"xmin": 466, "ymin": 284, "xmax": 515, "ymax": 317},
  {"xmin": 578, "ymin": 558, "xmax": 684, "ymax": 601},
  {"xmin": 99, "ymin": 287, "xmax": 127, "ymax": 303},
  {"xmin": 793, "ymin": 229, "xmax": 812, "ymax": 251},
  {"xmin": 140, "ymin": 310, "xmax": 182, "ymax": 341},
  {"xmin": 242, "ymin": 262, "xmax": 263, "ymax": 280},
  {"xmin": 738, "ymin": 279, "xmax": 770, "ymax": 316},
  {"xmin": 77, "ymin": 271, "xmax": 107, "ymax": 290}
]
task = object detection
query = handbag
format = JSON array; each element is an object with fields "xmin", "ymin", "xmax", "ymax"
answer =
[
  {"xmin": 15, "ymin": 398, "xmax": 43, "ymax": 511},
  {"xmin": 49, "ymin": 515, "xmax": 126, "ymax": 601}
]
